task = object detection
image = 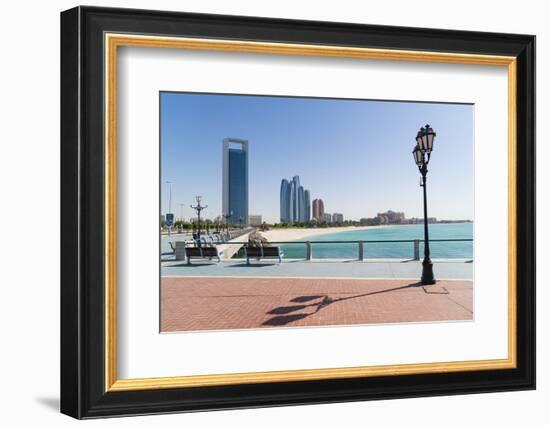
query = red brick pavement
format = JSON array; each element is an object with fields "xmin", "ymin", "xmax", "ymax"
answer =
[{"xmin": 161, "ymin": 277, "xmax": 473, "ymax": 332}]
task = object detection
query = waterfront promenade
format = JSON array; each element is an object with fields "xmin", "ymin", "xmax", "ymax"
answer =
[
  {"xmin": 160, "ymin": 260, "xmax": 473, "ymax": 332},
  {"xmin": 161, "ymin": 259, "xmax": 472, "ymax": 279},
  {"xmin": 161, "ymin": 276, "xmax": 472, "ymax": 332},
  {"xmin": 160, "ymin": 224, "xmax": 473, "ymax": 332}
]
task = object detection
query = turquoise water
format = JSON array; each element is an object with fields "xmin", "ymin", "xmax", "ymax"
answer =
[{"xmin": 279, "ymin": 223, "xmax": 473, "ymax": 259}]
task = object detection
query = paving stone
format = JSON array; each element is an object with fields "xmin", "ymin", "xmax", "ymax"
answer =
[{"xmin": 161, "ymin": 277, "xmax": 473, "ymax": 332}]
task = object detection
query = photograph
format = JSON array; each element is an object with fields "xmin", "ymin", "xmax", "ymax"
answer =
[
  {"xmin": 57, "ymin": 4, "xmax": 536, "ymax": 419},
  {"xmin": 159, "ymin": 92, "xmax": 474, "ymax": 332}
]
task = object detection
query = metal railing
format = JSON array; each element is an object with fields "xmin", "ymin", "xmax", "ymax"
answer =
[{"xmin": 180, "ymin": 238, "xmax": 472, "ymax": 261}]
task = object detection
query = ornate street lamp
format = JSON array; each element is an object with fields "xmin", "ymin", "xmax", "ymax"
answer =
[
  {"xmin": 190, "ymin": 196, "xmax": 208, "ymax": 247},
  {"xmin": 412, "ymin": 124, "xmax": 437, "ymax": 285}
]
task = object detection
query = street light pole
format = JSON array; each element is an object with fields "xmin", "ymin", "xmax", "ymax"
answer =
[
  {"xmin": 420, "ymin": 162, "xmax": 435, "ymax": 284},
  {"xmin": 190, "ymin": 196, "xmax": 208, "ymax": 247},
  {"xmin": 413, "ymin": 124, "xmax": 436, "ymax": 285}
]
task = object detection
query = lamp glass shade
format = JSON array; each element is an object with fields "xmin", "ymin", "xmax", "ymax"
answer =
[
  {"xmin": 412, "ymin": 145, "xmax": 423, "ymax": 166},
  {"xmin": 426, "ymin": 128, "xmax": 436, "ymax": 151},
  {"xmin": 416, "ymin": 126, "xmax": 436, "ymax": 153},
  {"xmin": 416, "ymin": 131, "xmax": 424, "ymax": 150}
]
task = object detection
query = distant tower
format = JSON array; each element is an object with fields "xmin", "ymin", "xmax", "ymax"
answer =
[
  {"xmin": 304, "ymin": 190, "xmax": 311, "ymax": 222},
  {"xmin": 281, "ymin": 174, "xmax": 312, "ymax": 223},
  {"xmin": 280, "ymin": 179, "xmax": 290, "ymax": 223},
  {"xmin": 292, "ymin": 175, "xmax": 300, "ymax": 223},
  {"xmin": 288, "ymin": 179, "xmax": 295, "ymax": 223},
  {"xmin": 312, "ymin": 199, "xmax": 325, "ymax": 222},
  {"xmin": 222, "ymin": 138, "xmax": 248, "ymax": 225},
  {"xmin": 297, "ymin": 186, "xmax": 305, "ymax": 222}
]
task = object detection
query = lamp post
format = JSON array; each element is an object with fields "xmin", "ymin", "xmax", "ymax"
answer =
[
  {"xmin": 412, "ymin": 124, "xmax": 436, "ymax": 285},
  {"xmin": 190, "ymin": 196, "xmax": 208, "ymax": 247}
]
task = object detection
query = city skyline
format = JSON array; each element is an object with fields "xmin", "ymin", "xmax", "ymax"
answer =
[
  {"xmin": 280, "ymin": 175, "xmax": 311, "ymax": 223},
  {"xmin": 161, "ymin": 92, "xmax": 474, "ymax": 223}
]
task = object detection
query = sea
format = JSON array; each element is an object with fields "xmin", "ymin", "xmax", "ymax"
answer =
[{"xmin": 279, "ymin": 223, "xmax": 473, "ymax": 260}]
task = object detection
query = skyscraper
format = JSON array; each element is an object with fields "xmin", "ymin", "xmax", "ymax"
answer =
[
  {"xmin": 288, "ymin": 179, "xmax": 295, "ymax": 223},
  {"xmin": 312, "ymin": 199, "xmax": 325, "ymax": 222},
  {"xmin": 304, "ymin": 190, "xmax": 311, "ymax": 222},
  {"xmin": 280, "ymin": 179, "xmax": 290, "ymax": 223},
  {"xmin": 280, "ymin": 175, "xmax": 311, "ymax": 223},
  {"xmin": 222, "ymin": 138, "xmax": 248, "ymax": 225},
  {"xmin": 292, "ymin": 175, "xmax": 300, "ymax": 222},
  {"xmin": 297, "ymin": 186, "xmax": 304, "ymax": 222}
]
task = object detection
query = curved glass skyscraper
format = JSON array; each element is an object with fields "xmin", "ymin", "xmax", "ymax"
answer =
[
  {"xmin": 280, "ymin": 175, "xmax": 311, "ymax": 223},
  {"xmin": 304, "ymin": 190, "xmax": 311, "ymax": 221},
  {"xmin": 297, "ymin": 186, "xmax": 304, "ymax": 221},
  {"xmin": 292, "ymin": 175, "xmax": 300, "ymax": 222},
  {"xmin": 288, "ymin": 180, "xmax": 295, "ymax": 223},
  {"xmin": 280, "ymin": 179, "xmax": 290, "ymax": 223}
]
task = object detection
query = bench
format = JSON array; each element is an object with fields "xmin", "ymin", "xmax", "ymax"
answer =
[
  {"xmin": 245, "ymin": 245, "xmax": 283, "ymax": 264},
  {"xmin": 185, "ymin": 246, "xmax": 223, "ymax": 264}
]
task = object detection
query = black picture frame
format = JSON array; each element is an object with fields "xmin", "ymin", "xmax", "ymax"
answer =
[{"xmin": 61, "ymin": 5, "xmax": 535, "ymax": 419}]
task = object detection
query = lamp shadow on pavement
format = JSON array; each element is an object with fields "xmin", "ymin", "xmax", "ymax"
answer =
[
  {"xmin": 262, "ymin": 282, "xmax": 424, "ymax": 327},
  {"xmin": 290, "ymin": 295, "xmax": 324, "ymax": 303}
]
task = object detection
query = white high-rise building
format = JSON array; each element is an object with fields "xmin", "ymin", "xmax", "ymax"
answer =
[
  {"xmin": 332, "ymin": 213, "xmax": 344, "ymax": 223},
  {"xmin": 248, "ymin": 215, "xmax": 262, "ymax": 226}
]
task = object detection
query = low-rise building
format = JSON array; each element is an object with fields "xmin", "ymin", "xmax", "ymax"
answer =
[
  {"xmin": 332, "ymin": 213, "xmax": 344, "ymax": 223},
  {"xmin": 377, "ymin": 210, "xmax": 406, "ymax": 224},
  {"xmin": 248, "ymin": 214, "xmax": 262, "ymax": 226},
  {"xmin": 417, "ymin": 217, "xmax": 437, "ymax": 224}
]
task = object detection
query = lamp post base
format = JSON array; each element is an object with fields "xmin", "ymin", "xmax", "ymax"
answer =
[{"xmin": 421, "ymin": 259, "xmax": 436, "ymax": 285}]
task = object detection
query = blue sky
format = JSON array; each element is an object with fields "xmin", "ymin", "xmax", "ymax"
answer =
[{"xmin": 161, "ymin": 92, "xmax": 473, "ymax": 223}]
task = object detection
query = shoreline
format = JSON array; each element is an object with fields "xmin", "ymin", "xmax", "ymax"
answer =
[{"xmin": 259, "ymin": 225, "xmax": 395, "ymax": 243}]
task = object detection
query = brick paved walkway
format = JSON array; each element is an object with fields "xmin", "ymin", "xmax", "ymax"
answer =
[{"xmin": 161, "ymin": 277, "xmax": 473, "ymax": 332}]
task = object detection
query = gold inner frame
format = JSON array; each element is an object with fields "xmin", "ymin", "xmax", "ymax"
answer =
[{"xmin": 104, "ymin": 33, "xmax": 517, "ymax": 392}]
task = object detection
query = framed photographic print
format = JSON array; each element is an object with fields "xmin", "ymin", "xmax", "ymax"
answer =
[{"xmin": 60, "ymin": 6, "xmax": 535, "ymax": 419}]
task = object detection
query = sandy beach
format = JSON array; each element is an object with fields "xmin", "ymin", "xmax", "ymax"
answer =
[{"xmin": 259, "ymin": 226, "xmax": 362, "ymax": 242}]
